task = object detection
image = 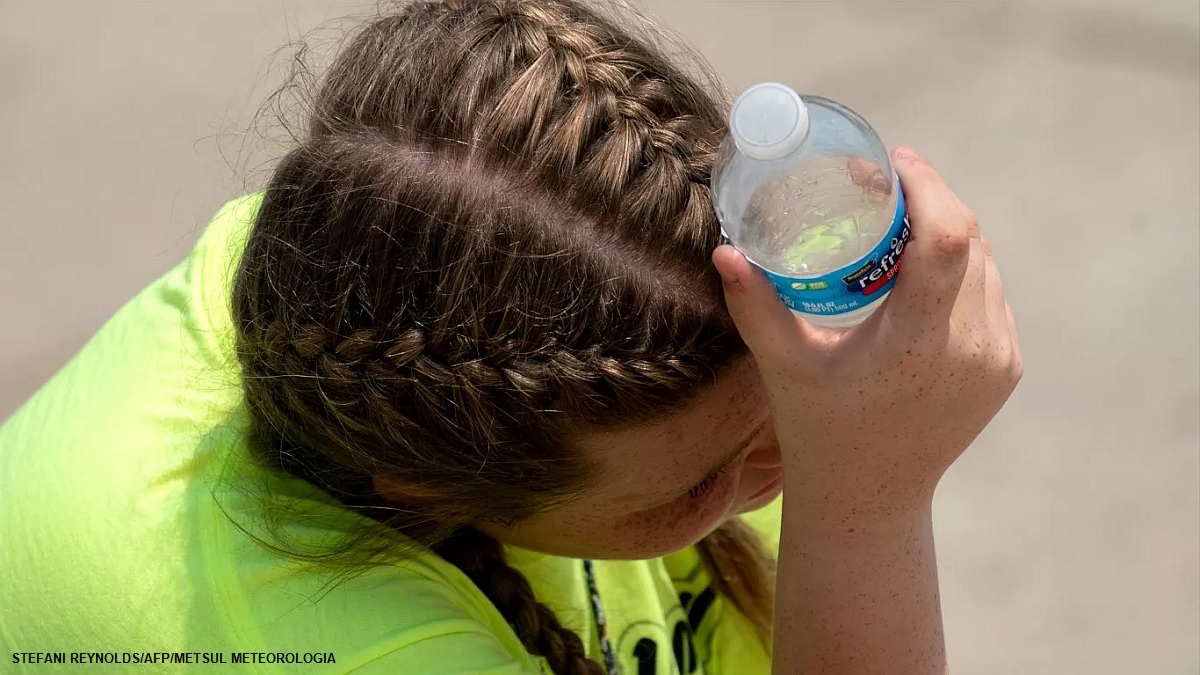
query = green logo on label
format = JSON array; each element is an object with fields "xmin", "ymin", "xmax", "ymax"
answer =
[{"xmin": 790, "ymin": 280, "xmax": 828, "ymax": 291}]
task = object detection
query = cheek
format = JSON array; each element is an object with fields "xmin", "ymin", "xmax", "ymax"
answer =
[{"xmin": 612, "ymin": 476, "xmax": 738, "ymax": 557}]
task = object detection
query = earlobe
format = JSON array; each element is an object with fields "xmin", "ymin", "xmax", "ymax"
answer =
[
  {"xmin": 371, "ymin": 474, "xmax": 446, "ymax": 501},
  {"xmin": 371, "ymin": 475, "xmax": 468, "ymax": 525}
]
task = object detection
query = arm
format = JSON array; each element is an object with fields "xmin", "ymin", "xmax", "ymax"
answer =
[
  {"xmin": 714, "ymin": 147, "xmax": 1021, "ymax": 674},
  {"xmin": 774, "ymin": 501, "xmax": 943, "ymax": 674}
]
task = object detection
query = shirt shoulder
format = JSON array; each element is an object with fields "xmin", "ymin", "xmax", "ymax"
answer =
[{"xmin": 208, "ymin": 482, "xmax": 548, "ymax": 674}]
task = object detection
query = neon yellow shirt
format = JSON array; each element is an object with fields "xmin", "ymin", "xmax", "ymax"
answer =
[{"xmin": 0, "ymin": 195, "xmax": 780, "ymax": 674}]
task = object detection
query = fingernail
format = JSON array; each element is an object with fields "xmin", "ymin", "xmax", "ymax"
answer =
[{"xmin": 892, "ymin": 146, "xmax": 920, "ymax": 162}]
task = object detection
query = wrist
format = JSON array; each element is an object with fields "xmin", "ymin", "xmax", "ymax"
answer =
[
  {"xmin": 781, "ymin": 471, "xmax": 937, "ymax": 532},
  {"xmin": 774, "ymin": 481, "xmax": 945, "ymax": 675}
]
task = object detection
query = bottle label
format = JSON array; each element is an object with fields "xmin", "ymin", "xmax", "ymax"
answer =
[{"xmin": 757, "ymin": 187, "xmax": 910, "ymax": 316}]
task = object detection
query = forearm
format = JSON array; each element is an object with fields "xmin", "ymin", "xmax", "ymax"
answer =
[{"xmin": 771, "ymin": 498, "xmax": 946, "ymax": 675}]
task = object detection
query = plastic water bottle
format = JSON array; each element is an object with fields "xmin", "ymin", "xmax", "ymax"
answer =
[{"xmin": 712, "ymin": 82, "xmax": 910, "ymax": 328}]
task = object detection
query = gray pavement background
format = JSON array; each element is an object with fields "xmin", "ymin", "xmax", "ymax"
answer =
[{"xmin": 1, "ymin": 1, "xmax": 1197, "ymax": 673}]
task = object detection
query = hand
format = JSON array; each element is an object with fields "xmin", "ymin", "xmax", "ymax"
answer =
[{"xmin": 712, "ymin": 147, "xmax": 1022, "ymax": 525}]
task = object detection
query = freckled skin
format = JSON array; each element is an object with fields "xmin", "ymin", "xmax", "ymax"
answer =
[
  {"xmin": 611, "ymin": 474, "xmax": 738, "ymax": 558},
  {"xmin": 710, "ymin": 147, "xmax": 1022, "ymax": 673},
  {"xmin": 475, "ymin": 357, "xmax": 783, "ymax": 560}
]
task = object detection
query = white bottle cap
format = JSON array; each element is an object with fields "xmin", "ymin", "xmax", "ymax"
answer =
[{"xmin": 729, "ymin": 82, "xmax": 810, "ymax": 161}]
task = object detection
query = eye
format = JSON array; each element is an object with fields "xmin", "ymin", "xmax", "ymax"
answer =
[{"xmin": 687, "ymin": 467, "xmax": 727, "ymax": 500}]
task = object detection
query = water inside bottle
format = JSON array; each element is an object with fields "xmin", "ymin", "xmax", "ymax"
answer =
[{"xmin": 738, "ymin": 154, "xmax": 893, "ymax": 277}]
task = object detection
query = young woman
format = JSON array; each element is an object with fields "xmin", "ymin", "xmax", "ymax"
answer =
[{"xmin": 0, "ymin": 1, "xmax": 1021, "ymax": 673}]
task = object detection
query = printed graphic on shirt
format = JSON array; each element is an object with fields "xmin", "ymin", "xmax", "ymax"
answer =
[{"xmin": 611, "ymin": 561, "xmax": 720, "ymax": 675}]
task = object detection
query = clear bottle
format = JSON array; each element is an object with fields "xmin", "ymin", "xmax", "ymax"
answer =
[{"xmin": 712, "ymin": 82, "xmax": 910, "ymax": 328}]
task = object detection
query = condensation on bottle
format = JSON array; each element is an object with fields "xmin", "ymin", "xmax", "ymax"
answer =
[{"xmin": 712, "ymin": 82, "xmax": 910, "ymax": 328}]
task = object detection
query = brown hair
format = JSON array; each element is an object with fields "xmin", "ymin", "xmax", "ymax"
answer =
[{"xmin": 231, "ymin": 1, "xmax": 774, "ymax": 672}]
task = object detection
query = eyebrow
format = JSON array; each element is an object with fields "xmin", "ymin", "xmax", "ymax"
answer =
[{"xmin": 681, "ymin": 420, "xmax": 767, "ymax": 494}]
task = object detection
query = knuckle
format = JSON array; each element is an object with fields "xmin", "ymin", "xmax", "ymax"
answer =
[
  {"xmin": 995, "ymin": 343, "xmax": 1016, "ymax": 375},
  {"xmin": 932, "ymin": 228, "xmax": 971, "ymax": 258},
  {"xmin": 1010, "ymin": 347, "xmax": 1025, "ymax": 381},
  {"xmin": 965, "ymin": 327, "xmax": 1016, "ymax": 372},
  {"xmin": 962, "ymin": 207, "xmax": 980, "ymax": 231}
]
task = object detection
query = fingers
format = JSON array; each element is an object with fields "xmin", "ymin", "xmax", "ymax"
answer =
[
  {"xmin": 712, "ymin": 244, "xmax": 819, "ymax": 367},
  {"xmin": 964, "ymin": 236, "xmax": 990, "ymax": 315},
  {"xmin": 981, "ymin": 237, "xmax": 1009, "ymax": 330},
  {"xmin": 847, "ymin": 156, "xmax": 892, "ymax": 202},
  {"xmin": 983, "ymin": 238, "xmax": 1023, "ymax": 376},
  {"xmin": 883, "ymin": 147, "xmax": 976, "ymax": 327},
  {"xmin": 1006, "ymin": 302, "xmax": 1023, "ymax": 376}
]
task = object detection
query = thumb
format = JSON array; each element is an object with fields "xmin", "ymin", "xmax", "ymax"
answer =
[{"xmin": 712, "ymin": 244, "xmax": 820, "ymax": 366}]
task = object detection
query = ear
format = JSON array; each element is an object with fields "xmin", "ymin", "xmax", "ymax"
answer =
[
  {"xmin": 371, "ymin": 475, "xmax": 470, "ymax": 525},
  {"xmin": 372, "ymin": 474, "xmax": 447, "ymax": 501}
]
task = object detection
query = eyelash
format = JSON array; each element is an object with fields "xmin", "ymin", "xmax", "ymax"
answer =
[{"xmin": 688, "ymin": 467, "xmax": 727, "ymax": 500}]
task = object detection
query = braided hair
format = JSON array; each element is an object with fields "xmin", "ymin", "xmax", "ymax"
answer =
[{"xmin": 232, "ymin": 2, "xmax": 774, "ymax": 672}]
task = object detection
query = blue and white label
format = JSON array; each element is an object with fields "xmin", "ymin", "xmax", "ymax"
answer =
[{"xmin": 757, "ymin": 188, "xmax": 910, "ymax": 316}]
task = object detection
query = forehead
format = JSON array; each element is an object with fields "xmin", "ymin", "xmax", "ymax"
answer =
[{"xmin": 575, "ymin": 358, "xmax": 768, "ymax": 502}]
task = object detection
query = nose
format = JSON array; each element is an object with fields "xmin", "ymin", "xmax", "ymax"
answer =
[{"xmin": 742, "ymin": 429, "xmax": 782, "ymax": 469}]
